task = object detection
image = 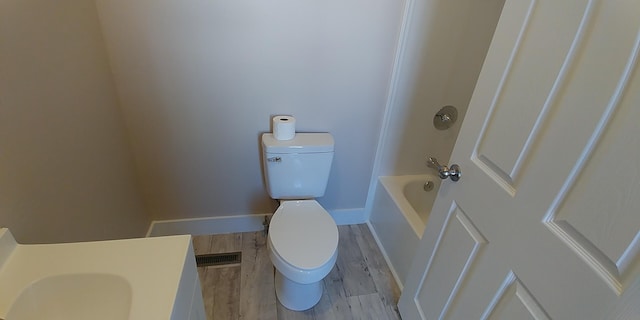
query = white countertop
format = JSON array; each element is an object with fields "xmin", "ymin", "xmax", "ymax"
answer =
[{"xmin": 0, "ymin": 228, "xmax": 193, "ymax": 319}]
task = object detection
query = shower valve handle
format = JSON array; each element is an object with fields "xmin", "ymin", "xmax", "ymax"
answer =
[{"xmin": 426, "ymin": 157, "xmax": 461, "ymax": 181}]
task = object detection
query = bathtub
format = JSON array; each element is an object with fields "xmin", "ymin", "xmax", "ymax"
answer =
[{"xmin": 369, "ymin": 174, "xmax": 440, "ymax": 288}]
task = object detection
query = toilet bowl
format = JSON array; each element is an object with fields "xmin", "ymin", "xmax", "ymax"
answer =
[{"xmin": 267, "ymin": 200, "xmax": 338, "ymax": 311}]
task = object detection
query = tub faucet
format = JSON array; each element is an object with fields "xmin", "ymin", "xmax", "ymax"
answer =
[
  {"xmin": 426, "ymin": 156, "xmax": 461, "ymax": 181},
  {"xmin": 426, "ymin": 157, "xmax": 449, "ymax": 179}
]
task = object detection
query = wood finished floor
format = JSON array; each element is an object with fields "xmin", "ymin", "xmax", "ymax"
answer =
[{"xmin": 192, "ymin": 224, "xmax": 401, "ymax": 320}]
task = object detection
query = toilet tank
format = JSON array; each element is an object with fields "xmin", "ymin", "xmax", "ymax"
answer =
[{"xmin": 262, "ymin": 133, "xmax": 334, "ymax": 199}]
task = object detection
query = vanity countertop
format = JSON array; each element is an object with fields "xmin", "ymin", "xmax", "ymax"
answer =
[{"xmin": 0, "ymin": 228, "xmax": 196, "ymax": 320}]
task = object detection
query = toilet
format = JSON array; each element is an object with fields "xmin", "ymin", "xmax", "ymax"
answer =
[{"xmin": 261, "ymin": 132, "xmax": 339, "ymax": 311}]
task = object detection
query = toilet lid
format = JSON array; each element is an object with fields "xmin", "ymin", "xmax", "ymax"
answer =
[{"xmin": 269, "ymin": 200, "xmax": 339, "ymax": 270}]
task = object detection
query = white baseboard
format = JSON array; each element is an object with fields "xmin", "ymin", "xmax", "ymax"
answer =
[
  {"xmin": 329, "ymin": 208, "xmax": 367, "ymax": 225},
  {"xmin": 146, "ymin": 208, "xmax": 367, "ymax": 237},
  {"xmin": 146, "ymin": 214, "xmax": 271, "ymax": 237}
]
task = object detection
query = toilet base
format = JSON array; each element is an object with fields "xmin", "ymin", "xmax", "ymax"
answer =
[{"xmin": 274, "ymin": 270, "xmax": 323, "ymax": 311}]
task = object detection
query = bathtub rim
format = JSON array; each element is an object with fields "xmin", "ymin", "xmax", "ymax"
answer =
[{"xmin": 379, "ymin": 174, "xmax": 439, "ymax": 238}]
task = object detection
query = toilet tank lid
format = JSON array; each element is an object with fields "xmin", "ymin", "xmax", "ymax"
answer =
[{"xmin": 262, "ymin": 133, "xmax": 334, "ymax": 154}]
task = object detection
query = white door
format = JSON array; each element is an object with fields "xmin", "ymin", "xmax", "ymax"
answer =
[{"xmin": 399, "ymin": 0, "xmax": 640, "ymax": 319}]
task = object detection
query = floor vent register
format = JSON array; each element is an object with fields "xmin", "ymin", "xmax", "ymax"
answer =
[{"xmin": 195, "ymin": 252, "xmax": 242, "ymax": 267}]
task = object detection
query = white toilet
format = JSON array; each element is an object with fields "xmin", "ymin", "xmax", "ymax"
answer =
[{"xmin": 261, "ymin": 132, "xmax": 339, "ymax": 311}]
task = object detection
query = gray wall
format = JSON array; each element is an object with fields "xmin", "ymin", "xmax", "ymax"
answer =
[
  {"xmin": 377, "ymin": 0, "xmax": 505, "ymax": 176},
  {"xmin": 0, "ymin": 0, "xmax": 150, "ymax": 243},
  {"xmin": 0, "ymin": 0, "xmax": 406, "ymax": 242},
  {"xmin": 96, "ymin": 0, "xmax": 405, "ymax": 220}
]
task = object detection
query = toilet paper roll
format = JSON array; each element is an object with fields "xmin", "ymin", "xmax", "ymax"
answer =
[{"xmin": 273, "ymin": 115, "xmax": 296, "ymax": 140}]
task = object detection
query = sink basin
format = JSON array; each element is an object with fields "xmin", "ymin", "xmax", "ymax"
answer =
[
  {"xmin": 0, "ymin": 228, "xmax": 205, "ymax": 320},
  {"xmin": 6, "ymin": 273, "xmax": 132, "ymax": 320}
]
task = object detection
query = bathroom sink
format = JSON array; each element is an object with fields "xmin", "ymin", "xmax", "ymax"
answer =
[
  {"xmin": 5, "ymin": 273, "xmax": 132, "ymax": 320},
  {"xmin": 0, "ymin": 228, "xmax": 205, "ymax": 320}
]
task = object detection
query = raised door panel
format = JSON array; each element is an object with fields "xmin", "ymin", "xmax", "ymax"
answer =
[
  {"xmin": 473, "ymin": 0, "xmax": 589, "ymax": 194},
  {"xmin": 415, "ymin": 204, "xmax": 486, "ymax": 319},
  {"xmin": 541, "ymin": 0, "xmax": 640, "ymax": 294},
  {"xmin": 481, "ymin": 272, "xmax": 550, "ymax": 320}
]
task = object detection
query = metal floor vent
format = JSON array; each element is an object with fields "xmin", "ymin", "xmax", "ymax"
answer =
[{"xmin": 196, "ymin": 252, "xmax": 242, "ymax": 267}]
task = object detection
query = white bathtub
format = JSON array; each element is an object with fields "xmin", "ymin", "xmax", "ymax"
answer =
[{"xmin": 369, "ymin": 174, "xmax": 440, "ymax": 288}]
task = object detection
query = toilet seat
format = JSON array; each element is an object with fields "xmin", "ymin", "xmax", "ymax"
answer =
[{"xmin": 268, "ymin": 200, "xmax": 338, "ymax": 272}]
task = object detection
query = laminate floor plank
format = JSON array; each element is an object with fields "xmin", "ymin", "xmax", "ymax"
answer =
[
  {"xmin": 239, "ymin": 231, "xmax": 277, "ymax": 320},
  {"xmin": 210, "ymin": 233, "xmax": 243, "ymax": 254},
  {"xmin": 348, "ymin": 293, "xmax": 400, "ymax": 320},
  {"xmin": 197, "ymin": 267, "xmax": 207, "ymax": 291},
  {"xmin": 198, "ymin": 267, "xmax": 215, "ymax": 319},
  {"xmin": 334, "ymin": 225, "xmax": 378, "ymax": 297},
  {"xmin": 199, "ymin": 266, "xmax": 241, "ymax": 320},
  {"xmin": 353, "ymin": 224, "xmax": 401, "ymax": 311},
  {"xmin": 192, "ymin": 224, "xmax": 401, "ymax": 320},
  {"xmin": 193, "ymin": 235, "xmax": 213, "ymax": 255},
  {"xmin": 194, "ymin": 233, "xmax": 243, "ymax": 256},
  {"xmin": 276, "ymin": 302, "xmax": 316, "ymax": 320},
  {"xmin": 315, "ymin": 266, "xmax": 355, "ymax": 320}
]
